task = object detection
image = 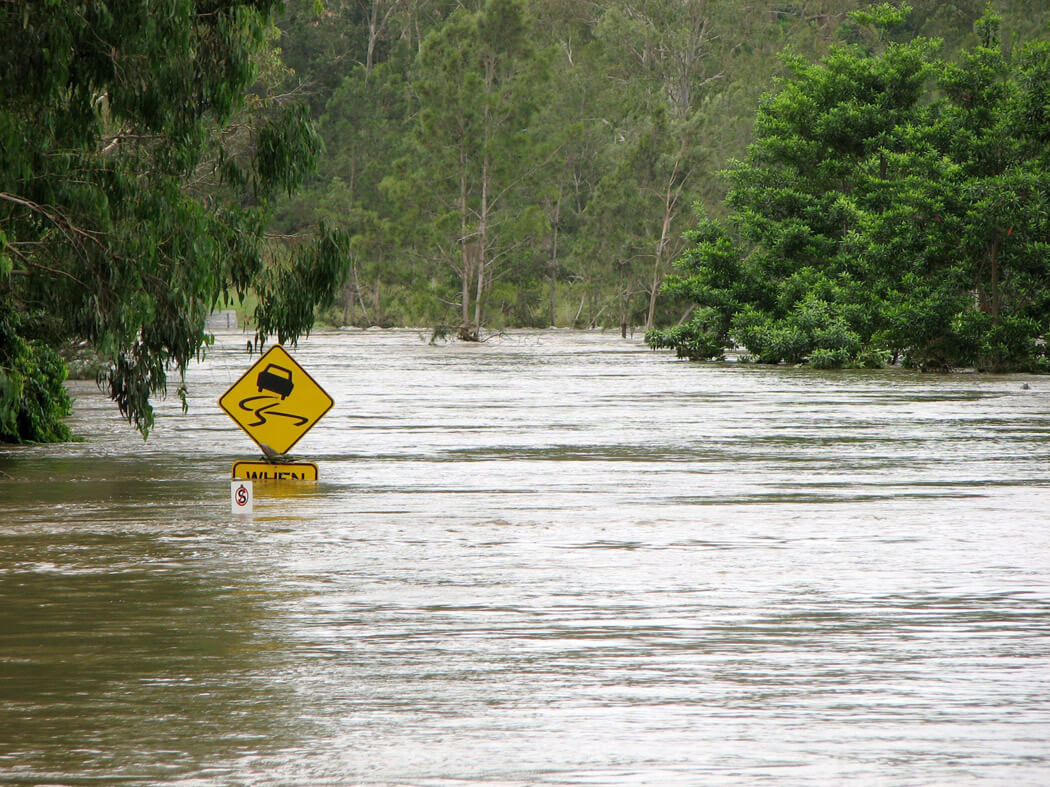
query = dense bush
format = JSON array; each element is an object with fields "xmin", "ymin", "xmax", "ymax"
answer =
[{"xmin": 651, "ymin": 7, "xmax": 1050, "ymax": 373}]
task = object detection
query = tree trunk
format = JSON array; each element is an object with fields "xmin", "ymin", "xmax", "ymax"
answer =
[
  {"xmin": 373, "ymin": 274, "xmax": 381, "ymax": 323},
  {"xmin": 459, "ymin": 147, "xmax": 472, "ymax": 337},
  {"xmin": 473, "ymin": 150, "xmax": 489, "ymax": 339},
  {"xmin": 366, "ymin": 0, "xmax": 379, "ymax": 72},
  {"xmin": 989, "ymin": 234, "xmax": 1001, "ymax": 322},
  {"xmin": 548, "ymin": 197, "xmax": 560, "ymax": 327},
  {"xmin": 352, "ymin": 263, "xmax": 372, "ymax": 326},
  {"xmin": 620, "ymin": 284, "xmax": 630, "ymax": 339},
  {"xmin": 646, "ymin": 157, "xmax": 681, "ymax": 333}
]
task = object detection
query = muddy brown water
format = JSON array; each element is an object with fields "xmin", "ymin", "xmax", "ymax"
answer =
[{"xmin": 2, "ymin": 330, "xmax": 1048, "ymax": 785}]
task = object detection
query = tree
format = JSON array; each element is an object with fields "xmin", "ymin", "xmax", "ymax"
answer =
[
  {"xmin": 410, "ymin": 0, "xmax": 549, "ymax": 340},
  {"xmin": 0, "ymin": 1, "xmax": 349, "ymax": 442},
  {"xmin": 306, "ymin": 60, "xmax": 421, "ymax": 327},
  {"xmin": 652, "ymin": 4, "xmax": 1050, "ymax": 372},
  {"xmin": 585, "ymin": 0, "xmax": 733, "ymax": 336},
  {"xmin": 905, "ymin": 9, "xmax": 1050, "ymax": 369},
  {"xmin": 581, "ymin": 108, "xmax": 694, "ymax": 338}
]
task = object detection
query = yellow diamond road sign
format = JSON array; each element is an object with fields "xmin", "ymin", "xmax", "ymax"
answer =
[{"xmin": 219, "ymin": 345, "xmax": 333, "ymax": 456}]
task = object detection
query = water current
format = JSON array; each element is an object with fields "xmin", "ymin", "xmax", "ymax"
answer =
[{"xmin": 1, "ymin": 329, "xmax": 1048, "ymax": 785}]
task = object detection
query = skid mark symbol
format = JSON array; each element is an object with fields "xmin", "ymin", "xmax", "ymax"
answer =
[{"xmin": 238, "ymin": 395, "xmax": 310, "ymax": 427}]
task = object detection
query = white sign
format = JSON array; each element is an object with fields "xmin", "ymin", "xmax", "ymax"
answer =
[{"xmin": 231, "ymin": 480, "xmax": 254, "ymax": 515}]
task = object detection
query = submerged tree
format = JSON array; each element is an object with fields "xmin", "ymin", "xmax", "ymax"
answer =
[
  {"xmin": 651, "ymin": 4, "xmax": 1050, "ymax": 372},
  {"xmin": 410, "ymin": 0, "xmax": 549, "ymax": 340},
  {"xmin": 0, "ymin": 1, "xmax": 349, "ymax": 442},
  {"xmin": 585, "ymin": 0, "xmax": 732, "ymax": 338}
]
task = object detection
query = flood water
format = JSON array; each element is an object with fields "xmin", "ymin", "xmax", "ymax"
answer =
[{"xmin": 2, "ymin": 329, "xmax": 1049, "ymax": 785}]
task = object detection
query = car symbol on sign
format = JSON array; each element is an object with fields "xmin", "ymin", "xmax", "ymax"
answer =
[{"xmin": 256, "ymin": 363, "xmax": 294, "ymax": 399}]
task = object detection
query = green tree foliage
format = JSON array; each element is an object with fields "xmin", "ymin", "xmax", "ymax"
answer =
[
  {"xmin": 651, "ymin": 4, "xmax": 1050, "ymax": 372},
  {"xmin": 269, "ymin": 0, "xmax": 1046, "ymax": 339},
  {"xmin": 276, "ymin": 0, "xmax": 458, "ymax": 110},
  {"xmin": 581, "ymin": 0, "xmax": 735, "ymax": 337},
  {"xmin": 279, "ymin": 58, "xmax": 427, "ymax": 327},
  {"xmin": 0, "ymin": 2, "xmax": 350, "ymax": 442},
  {"xmin": 0, "ymin": 310, "xmax": 72, "ymax": 443},
  {"xmin": 408, "ymin": 0, "xmax": 549, "ymax": 340}
]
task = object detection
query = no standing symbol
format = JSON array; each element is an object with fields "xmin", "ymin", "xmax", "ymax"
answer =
[{"xmin": 231, "ymin": 480, "xmax": 254, "ymax": 515}]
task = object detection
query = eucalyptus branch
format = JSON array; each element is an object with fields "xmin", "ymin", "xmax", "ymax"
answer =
[
  {"xmin": 5, "ymin": 242, "xmax": 87, "ymax": 286},
  {"xmin": 0, "ymin": 192, "xmax": 105, "ymax": 252}
]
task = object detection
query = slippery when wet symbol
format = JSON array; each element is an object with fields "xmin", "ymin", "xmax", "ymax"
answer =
[{"xmin": 219, "ymin": 346, "xmax": 333, "ymax": 456}]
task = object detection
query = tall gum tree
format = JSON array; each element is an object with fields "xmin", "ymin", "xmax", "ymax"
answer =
[
  {"xmin": 0, "ymin": 1, "xmax": 349, "ymax": 442},
  {"xmin": 588, "ymin": 0, "xmax": 733, "ymax": 336},
  {"xmin": 411, "ymin": 0, "xmax": 548, "ymax": 340}
]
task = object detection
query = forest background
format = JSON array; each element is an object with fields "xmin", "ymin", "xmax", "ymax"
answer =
[
  {"xmin": 271, "ymin": 0, "xmax": 1050, "ymax": 340},
  {"xmin": 2, "ymin": 0, "xmax": 1049, "ymax": 443}
]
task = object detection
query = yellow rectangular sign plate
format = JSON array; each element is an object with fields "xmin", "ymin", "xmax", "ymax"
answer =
[
  {"xmin": 232, "ymin": 461, "xmax": 318, "ymax": 482},
  {"xmin": 219, "ymin": 345, "xmax": 333, "ymax": 456}
]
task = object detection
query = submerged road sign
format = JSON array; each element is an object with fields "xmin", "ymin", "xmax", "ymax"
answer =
[
  {"xmin": 219, "ymin": 345, "xmax": 333, "ymax": 456},
  {"xmin": 232, "ymin": 461, "xmax": 319, "ymax": 481}
]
